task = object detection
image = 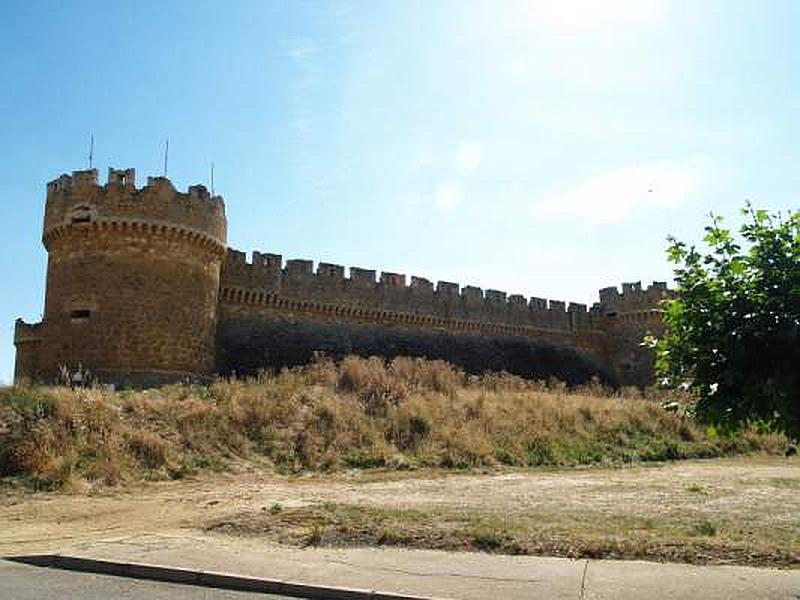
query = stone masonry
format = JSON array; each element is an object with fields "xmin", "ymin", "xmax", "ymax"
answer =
[{"xmin": 14, "ymin": 168, "xmax": 671, "ymax": 387}]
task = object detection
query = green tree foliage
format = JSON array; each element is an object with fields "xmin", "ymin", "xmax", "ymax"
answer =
[{"xmin": 652, "ymin": 205, "xmax": 799, "ymax": 438}]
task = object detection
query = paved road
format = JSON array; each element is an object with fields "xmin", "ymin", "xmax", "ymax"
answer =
[{"xmin": 0, "ymin": 560, "xmax": 293, "ymax": 600}]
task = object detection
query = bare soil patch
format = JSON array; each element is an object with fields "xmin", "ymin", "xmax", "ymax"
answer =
[{"xmin": 1, "ymin": 456, "xmax": 798, "ymax": 568}]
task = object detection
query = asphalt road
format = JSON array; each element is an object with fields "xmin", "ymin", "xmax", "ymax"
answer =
[{"xmin": 0, "ymin": 560, "xmax": 294, "ymax": 600}]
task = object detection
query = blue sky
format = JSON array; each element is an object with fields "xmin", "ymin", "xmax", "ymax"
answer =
[{"xmin": 1, "ymin": 0, "xmax": 798, "ymax": 383}]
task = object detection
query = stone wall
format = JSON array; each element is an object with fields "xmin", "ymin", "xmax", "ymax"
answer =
[
  {"xmin": 217, "ymin": 251, "xmax": 671, "ymax": 386},
  {"xmin": 13, "ymin": 167, "xmax": 671, "ymax": 387},
  {"xmin": 44, "ymin": 168, "xmax": 226, "ymax": 243},
  {"xmin": 16, "ymin": 168, "xmax": 227, "ymax": 385},
  {"xmin": 12, "ymin": 321, "xmax": 42, "ymax": 384},
  {"xmin": 216, "ymin": 310, "xmax": 612, "ymax": 384},
  {"xmin": 220, "ymin": 250, "xmax": 598, "ymax": 334}
]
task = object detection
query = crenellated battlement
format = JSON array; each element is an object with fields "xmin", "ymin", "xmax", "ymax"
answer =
[
  {"xmin": 219, "ymin": 250, "xmax": 670, "ymax": 337},
  {"xmin": 597, "ymin": 281, "xmax": 672, "ymax": 316},
  {"xmin": 13, "ymin": 319, "xmax": 43, "ymax": 345},
  {"xmin": 45, "ymin": 168, "xmax": 223, "ymax": 199},
  {"xmin": 221, "ymin": 250, "xmax": 668, "ymax": 316},
  {"xmin": 108, "ymin": 168, "xmax": 136, "ymax": 188},
  {"xmin": 15, "ymin": 165, "xmax": 672, "ymax": 388},
  {"xmin": 43, "ymin": 167, "xmax": 227, "ymax": 248}
]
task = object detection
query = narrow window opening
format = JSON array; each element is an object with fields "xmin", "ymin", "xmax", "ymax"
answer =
[
  {"xmin": 70, "ymin": 309, "xmax": 91, "ymax": 320},
  {"xmin": 70, "ymin": 205, "xmax": 94, "ymax": 224}
]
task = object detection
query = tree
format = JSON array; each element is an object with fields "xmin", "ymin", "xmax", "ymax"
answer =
[{"xmin": 652, "ymin": 205, "xmax": 799, "ymax": 438}]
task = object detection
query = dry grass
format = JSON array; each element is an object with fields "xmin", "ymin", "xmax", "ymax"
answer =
[
  {"xmin": 0, "ymin": 356, "xmax": 789, "ymax": 490},
  {"xmin": 207, "ymin": 501, "xmax": 800, "ymax": 568}
]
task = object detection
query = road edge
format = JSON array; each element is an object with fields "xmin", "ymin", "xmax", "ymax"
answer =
[{"xmin": 4, "ymin": 554, "xmax": 446, "ymax": 600}]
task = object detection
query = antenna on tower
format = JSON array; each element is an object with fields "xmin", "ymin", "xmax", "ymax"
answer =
[
  {"xmin": 88, "ymin": 134, "xmax": 94, "ymax": 169},
  {"xmin": 163, "ymin": 139, "xmax": 169, "ymax": 176},
  {"xmin": 210, "ymin": 161, "xmax": 215, "ymax": 197}
]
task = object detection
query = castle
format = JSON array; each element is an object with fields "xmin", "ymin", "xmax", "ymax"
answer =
[{"xmin": 14, "ymin": 168, "xmax": 670, "ymax": 387}]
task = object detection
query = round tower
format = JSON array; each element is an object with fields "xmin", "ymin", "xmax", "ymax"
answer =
[{"xmin": 27, "ymin": 167, "xmax": 227, "ymax": 385}]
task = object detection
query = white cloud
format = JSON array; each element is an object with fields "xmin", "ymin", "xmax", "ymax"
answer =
[
  {"xmin": 289, "ymin": 116, "xmax": 311, "ymax": 133},
  {"xmin": 534, "ymin": 157, "xmax": 711, "ymax": 224},
  {"xmin": 501, "ymin": 56, "xmax": 531, "ymax": 82},
  {"xmin": 494, "ymin": 0, "xmax": 674, "ymax": 89},
  {"xmin": 416, "ymin": 146, "xmax": 435, "ymax": 169},
  {"xmin": 522, "ymin": 0, "xmax": 667, "ymax": 33},
  {"xmin": 284, "ymin": 38, "xmax": 319, "ymax": 61},
  {"xmin": 435, "ymin": 181, "xmax": 465, "ymax": 212},
  {"xmin": 455, "ymin": 142, "xmax": 483, "ymax": 173}
]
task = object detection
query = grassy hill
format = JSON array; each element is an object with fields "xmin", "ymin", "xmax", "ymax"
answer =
[{"xmin": 0, "ymin": 356, "xmax": 789, "ymax": 491}]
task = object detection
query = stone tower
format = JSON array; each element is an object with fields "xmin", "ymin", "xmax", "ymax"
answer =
[{"xmin": 14, "ymin": 168, "xmax": 227, "ymax": 385}]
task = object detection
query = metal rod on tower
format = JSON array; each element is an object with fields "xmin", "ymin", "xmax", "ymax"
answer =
[
  {"xmin": 88, "ymin": 134, "xmax": 94, "ymax": 169},
  {"xmin": 210, "ymin": 162, "xmax": 215, "ymax": 197},
  {"xmin": 163, "ymin": 139, "xmax": 169, "ymax": 176}
]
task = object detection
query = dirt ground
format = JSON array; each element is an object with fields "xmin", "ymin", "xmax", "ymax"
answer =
[{"xmin": 1, "ymin": 456, "xmax": 798, "ymax": 567}]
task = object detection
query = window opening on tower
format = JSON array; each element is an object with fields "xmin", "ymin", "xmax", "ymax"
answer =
[{"xmin": 69, "ymin": 205, "xmax": 94, "ymax": 224}]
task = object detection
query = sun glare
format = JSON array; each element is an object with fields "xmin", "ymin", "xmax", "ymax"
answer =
[{"xmin": 516, "ymin": 0, "xmax": 666, "ymax": 33}]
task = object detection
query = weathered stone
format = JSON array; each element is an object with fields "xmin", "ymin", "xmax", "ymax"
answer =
[{"xmin": 14, "ymin": 167, "xmax": 672, "ymax": 387}]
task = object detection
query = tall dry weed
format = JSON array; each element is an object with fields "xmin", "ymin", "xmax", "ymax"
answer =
[{"xmin": 0, "ymin": 356, "xmax": 790, "ymax": 490}]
